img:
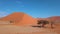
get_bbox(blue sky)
[0,0,60,18]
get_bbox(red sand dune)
[0,12,24,23]
[0,12,37,26]
[37,16,60,22]
[0,12,60,26]
[48,16,60,21]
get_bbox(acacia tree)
[37,20,55,29]
[37,20,49,27]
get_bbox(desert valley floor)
[0,24,60,34]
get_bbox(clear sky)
[0,0,60,18]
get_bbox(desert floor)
[0,24,60,34]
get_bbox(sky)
[0,0,60,18]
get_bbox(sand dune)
[0,12,60,26]
[0,12,37,26]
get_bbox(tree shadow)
[32,26,43,28]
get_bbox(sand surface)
[0,25,59,34]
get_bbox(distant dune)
[37,16,60,22]
[48,16,60,21]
